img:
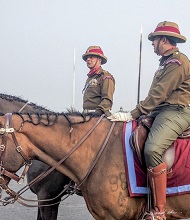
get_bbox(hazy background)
[1,0,190,113]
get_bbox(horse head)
[0,94,53,188]
[0,113,31,177]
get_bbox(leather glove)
[107,112,133,122]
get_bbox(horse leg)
[37,191,61,220]
[38,203,60,220]
[37,208,42,220]
[27,160,71,220]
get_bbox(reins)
[76,121,115,190]
[0,112,115,208]
[5,180,74,208]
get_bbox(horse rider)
[82,46,115,117]
[108,21,190,219]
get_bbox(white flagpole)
[72,47,76,111]
[137,25,142,104]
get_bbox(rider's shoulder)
[101,70,114,81]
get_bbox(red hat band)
[154,26,180,34]
[87,48,104,55]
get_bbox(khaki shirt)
[131,48,190,119]
[83,68,115,116]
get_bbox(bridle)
[0,112,116,207]
[0,113,32,202]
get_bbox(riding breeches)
[144,105,190,167]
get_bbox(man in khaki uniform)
[108,21,190,219]
[82,46,115,116]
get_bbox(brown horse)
[0,94,72,220]
[0,111,190,220]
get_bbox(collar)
[162,47,179,56]
[87,66,102,77]
[159,48,179,62]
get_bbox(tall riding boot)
[146,162,167,220]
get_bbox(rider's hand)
[107,112,133,122]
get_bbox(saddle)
[130,115,190,170]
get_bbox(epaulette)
[103,75,114,80]
[165,59,181,66]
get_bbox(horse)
[0,94,72,220]
[1,111,190,220]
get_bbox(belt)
[83,109,96,113]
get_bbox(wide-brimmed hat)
[82,46,107,64]
[148,21,186,43]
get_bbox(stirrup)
[141,211,155,220]
[141,211,166,220]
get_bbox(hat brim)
[148,32,186,43]
[82,53,107,64]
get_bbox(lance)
[72,46,76,111]
[137,26,142,104]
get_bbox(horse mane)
[0,93,28,103]
[13,109,102,127]
[0,94,103,125]
[0,93,53,112]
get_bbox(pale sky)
[1,0,190,113]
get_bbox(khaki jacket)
[131,48,190,119]
[83,68,115,116]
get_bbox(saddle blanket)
[122,120,190,197]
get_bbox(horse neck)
[0,98,47,114]
[19,115,115,184]
[0,99,22,113]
